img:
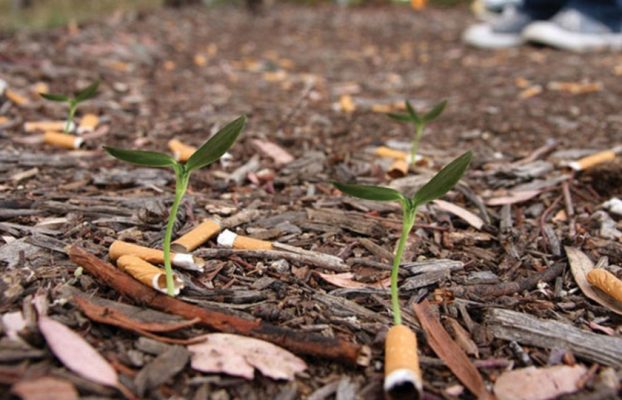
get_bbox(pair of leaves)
[40,80,100,104]
[388,99,447,125]
[334,151,472,210]
[104,115,246,173]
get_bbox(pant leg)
[521,0,567,18]
[567,0,622,31]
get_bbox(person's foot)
[463,6,535,49]
[523,8,622,52]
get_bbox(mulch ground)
[1,3,621,399]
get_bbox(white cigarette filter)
[43,131,83,150]
[25,120,75,133]
[116,255,184,295]
[77,113,99,134]
[217,229,273,250]
[172,219,221,252]
[109,240,204,272]
[168,139,197,162]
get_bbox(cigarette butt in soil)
[77,113,99,134]
[374,146,409,161]
[5,89,30,106]
[172,219,221,252]
[109,240,204,272]
[411,0,426,10]
[384,324,423,399]
[0,116,9,125]
[587,269,622,304]
[43,131,83,150]
[568,150,617,171]
[217,229,273,250]
[168,139,197,162]
[32,82,49,95]
[25,120,74,133]
[387,159,410,179]
[116,255,184,296]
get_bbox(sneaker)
[463,6,535,49]
[523,8,622,52]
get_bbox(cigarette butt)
[116,255,183,296]
[194,54,207,66]
[587,269,622,304]
[32,82,49,95]
[77,113,99,134]
[387,159,409,179]
[411,0,426,10]
[0,116,9,125]
[168,139,197,162]
[5,89,30,106]
[43,131,83,150]
[374,146,409,161]
[109,240,204,272]
[568,150,617,171]
[339,95,356,113]
[217,229,273,251]
[25,121,73,133]
[172,219,221,252]
[384,324,423,399]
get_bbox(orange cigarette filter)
[587,269,622,304]
[116,255,183,296]
[25,121,71,133]
[411,0,426,10]
[109,240,203,272]
[168,139,197,162]
[374,146,409,161]
[77,113,99,134]
[43,131,83,150]
[5,89,30,106]
[387,159,409,179]
[217,229,273,251]
[569,150,616,171]
[172,219,221,252]
[384,324,423,399]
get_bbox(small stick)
[172,219,221,252]
[116,255,184,296]
[384,324,422,399]
[562,178,574,217]
[69,245,370,366]
[167,139,196,162]
[587,269,622,304]
[43,131,83,149]
[109,240,203,272]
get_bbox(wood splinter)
[172,219,221,253]
[117,255,184,296]
[384,324,423,399]
[43,131,83,150]
[109,240,204,272]
[217,229,273,250]
[587,269,622,304]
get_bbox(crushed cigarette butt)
[217,229,273,250]
[109,240,204,272]
[43,131,83,150]
[77,113,99,134]
[587,269,622,304]
[116,255,183,295]
[172,219,221,252]
[168,139,197,162]
[387,159,409,179]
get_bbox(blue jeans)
[522,0,622,30]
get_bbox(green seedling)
[39,80,100,133]
[104,115,246,296]
[388,99,447,166]
[334,151,471,324]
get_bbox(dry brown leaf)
[251,139,294,166]
[433,199,484,230]
[413,300,493,400]
[38,317,119,387]
[189,333,307,380]
[486,190,541,206]
[444,317,479,358]
[494,365,586,400]
[317,272,390,289]
[565,246,622,315]
[12,377,78,400]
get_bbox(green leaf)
[333,182,405,203]
[422,99,447,123]
[387,112,413,123]
[74,80,100,102]
[104,146,177,168]
[185,115,246,172]
[405,100,420,121]
[40,92,68,102]
[412,151,472,207]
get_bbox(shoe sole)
[463,23,524,49]
[523,22,622,52]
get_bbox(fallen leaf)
[38,316,119,387]
[317,272,390,289]
[565,247,622,315]
[444,317,479,358]
[486,190,541,206]
[12,377,78,400]
[413,300,493,399]
[252,139,294,166]
[494,365,587,400]
[189,333,307,380]
[433,199,484,230]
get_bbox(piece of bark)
[68,246,369,366]
[486,308,622,367]
[307,208,384,236]
[134,346,190,397]
[413,300,493,399]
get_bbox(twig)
[68,246,369,366]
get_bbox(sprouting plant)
[104,115,246,296]
[39,80,100,133]
[388,99,447,166]
[333,151,471,325]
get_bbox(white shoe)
[463,6,534,49]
